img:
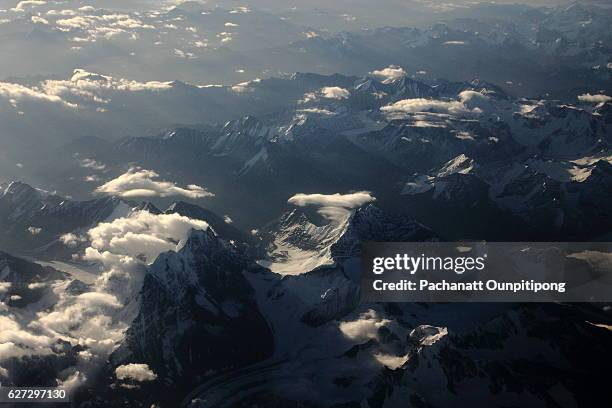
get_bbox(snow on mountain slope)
[81,70,611,240]
[0,250,66,308]
[0,181,127,254]
[4,174,610,406]
[401,149,612,239]
[258,209,349,275]
[109,228,273,400]
[177,205,612,407]
[259,202,435,276]
[0,203,219,398]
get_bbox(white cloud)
[27,226,42,235]
[231,78,261,93]
[31,15,49,24]
[288,191,375,222]
[174,49,195,59]
[55,13,153,33]
[95,168,214,199]
[578,93,611,103]
[223,215,233,224]
[13,69,174,111]
[0,282,11,294]
[31,211,207,355]
[458,91,492,111]
[46,9,77,16]
[369,66,407,83]
[0,315,53,360]
[288,191,375,210]
[0,82,76,108]
[80,210,206,306]
[57,371,87,392]
[56,16,90,29]
[216,31,232,43]
[458,90,488,103]
[380,96,481,118]
[0,342,24,361]
[35,292,123,344]
[13,1,46,12]
[65,69,172,92]
[224,22,239,27]
[85,211,208,267]
[321,87,350,100]
[373,353,409,369]
[60,233,87,248]
[443,41,466,45]
[299,86,352,105]
[230,6,251,14]
[115,364,157,382]
[297,108,336,116]
[1,209,208,383]
[299,92,317,104]
[339,309,391,342]
[79,158,106,171]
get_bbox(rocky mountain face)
[109,228,273,404]
[0,180,255,258]
[165,201,255,246]
[2,71,609,408]
[1,183,611,407]
[401,152,612,240]
[0,250,65,308]
[0,181,127,255]
[80,71,612,240]
[1,1,610,406]
[168,203,610,407]
[351,302,612,408]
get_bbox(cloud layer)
[320,87,350,99]
[369,66,407,83]
[115,363,157,382]
[95,168,214,199]
[339,309,391,342]
[0,69,174,111]
[288,191,375,222]
[381,98,469,116]
[578,93,611,103]
[1,208,209,385]
[85,211,209,270]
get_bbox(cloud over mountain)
[578,93,612,103]
[369,66,407,83]
[0,82,76,108]
[115,363,157,382]
[0,206,210,386]
[320,86,350,99]
[380,93,485,118]
[288,191,375,222]
[95,168,214,199]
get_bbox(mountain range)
[2,189,610,406]
[1,1,611,407]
